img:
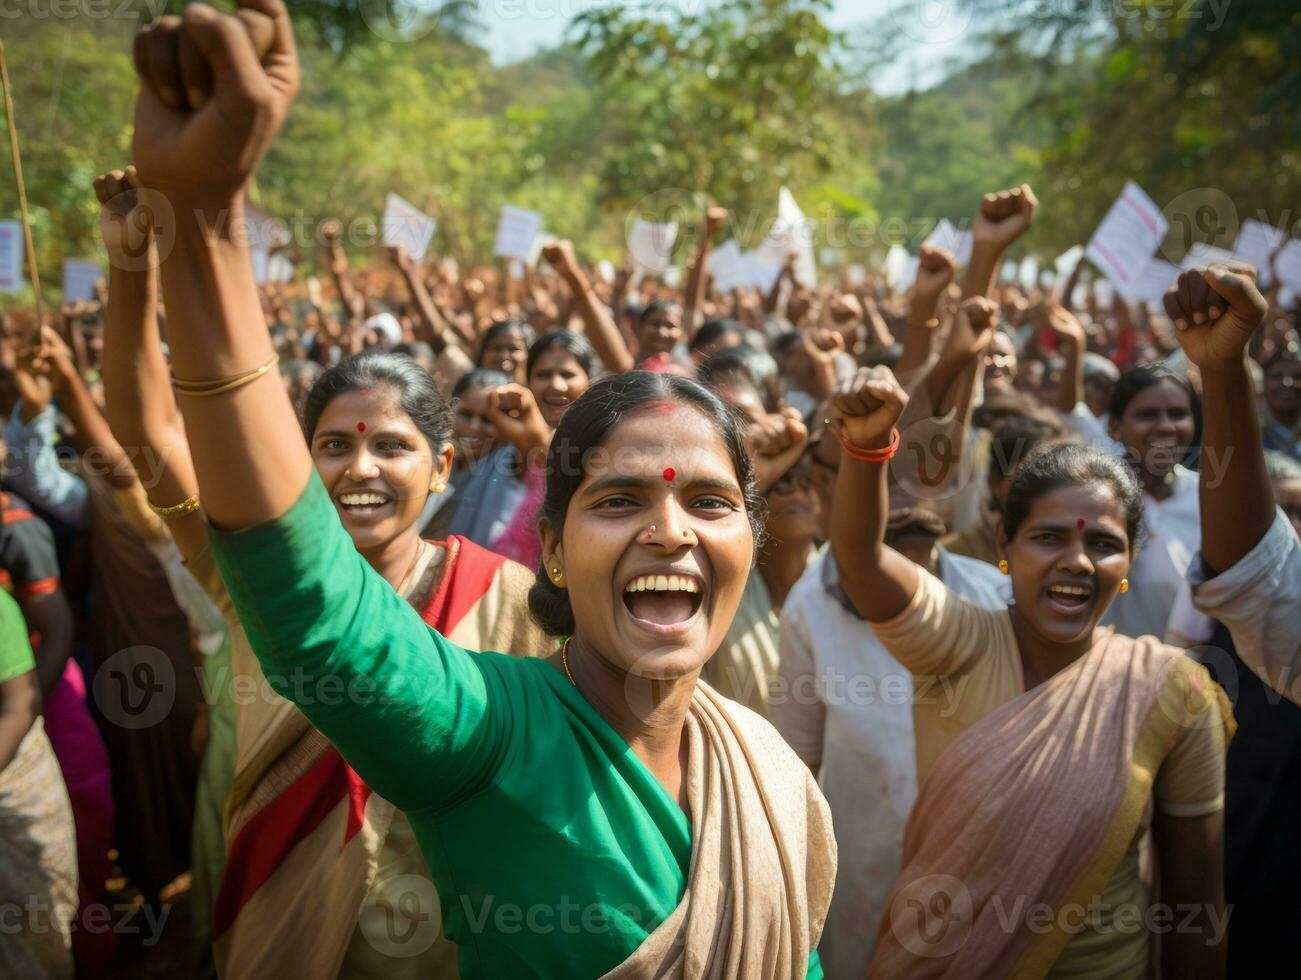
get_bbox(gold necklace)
[561,637,575,686]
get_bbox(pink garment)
[490,461,546,570]
[43,659,117,975]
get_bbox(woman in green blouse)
[128,3,835,976]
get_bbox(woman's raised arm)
[827,367,918,623]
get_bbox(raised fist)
[972,184,1038,254]
[704,207,729,238]
[1164,262,1267,371]
[131,0,299,208]
[93,166,156,266]
[802,327,846,365]
[385,244,415,275]
[913,245,958,303]
[828,365,908,451]
[828,293,862,325]
[1044,302,1086,347]
[541,239,579,278]
[747,409,809,494]
[487,384,550,457]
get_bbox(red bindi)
[359,387,370,396]
[356,422,366,433]
[1077,519,1086,530]
[663,467,676,483]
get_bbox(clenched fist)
[828,366,908,451]
[1164,262,1267,371]
[972,184,1037,254]
[131,0,299,209]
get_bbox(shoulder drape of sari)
[0,718,78,980]
[602,682,837,980]
[212,535,547,979]
[870,631,1233,980]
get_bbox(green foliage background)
[1,0,1296,305]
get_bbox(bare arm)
[684,207,727,335]
[0,672,40,773]
[1045,304,1086,415]
[131,0,310,530]
[95,167,207,559]
[1164,264,1273,572]
[1153,810,1226,980]
[22,591,74,699]
[543,240,635,374]
[896,245,957,381]
[827,367,919,622]
[386,245,472,354]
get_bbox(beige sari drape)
[871,632,1233,979]
[604,681,837,979]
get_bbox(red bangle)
[835,425,900,463]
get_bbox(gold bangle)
[907,317,940,329]
[173,354,280,397]
[149,494,201,520]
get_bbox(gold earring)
[430,481,446,494]
[550,567,563,583]
[997,559,1009,575]
[1119,578,1129,594]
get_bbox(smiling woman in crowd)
[829,365,1231,980]
[127,5,835,977]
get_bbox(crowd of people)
[2,2,1300,978]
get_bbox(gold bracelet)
[173,353,280,397]
[149,494,201,520]
[906,317,940,329]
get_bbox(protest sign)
[1129,258,1180,305]
[0,221,24,293]
[1180,242,1235,271]
[628,220,678,274]
[1084,181,1167,296]
[925,218,973,267]
[1233,219,1283,275]
[62,259,101,302]
[493,205,543,261]
[759,187,816,287]
[382,193,437,262]
[1275,240,1301,293]
[707,240,747,293]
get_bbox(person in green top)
[1,589,78,978]
[128,3,835,977]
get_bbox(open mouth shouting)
[622,570,705,636]
[1042,579,1095,618]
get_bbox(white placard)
[707,240,747,293]
[1093,278,1115,307]
[1129,258,1180,305]
[493,205,543,261]
[744,251,783,293]
[1054,244,1085,275]
[925,218,973,267]
[1275,240,1301,293]
[62,259,101,302]
[846,263,866,286]
[596,260,615,284]
[759,187,816,288]
[1084,181,1168,298]
[268,252,294,284]
[628,220,678,274]
[1233,219,1283,280]
[1180,242,1236,271]
[0,221,24,294]
[1018,256,1039,291]
[663,266,683,289]
[1000,260,1018,283]
[250,248,269,286]
[382,193,438,262]
[883,245,911,288]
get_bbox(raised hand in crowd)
[130,0,309,530]
[486,383,552,462]
[897,244,957,379]
[1044,302,1087,415]
[747,407,810,494]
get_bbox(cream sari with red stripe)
[213,536,546,979]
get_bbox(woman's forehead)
[580,408,737,483]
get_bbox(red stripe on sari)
[214,535,506,939]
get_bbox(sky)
[467,0,974,94]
